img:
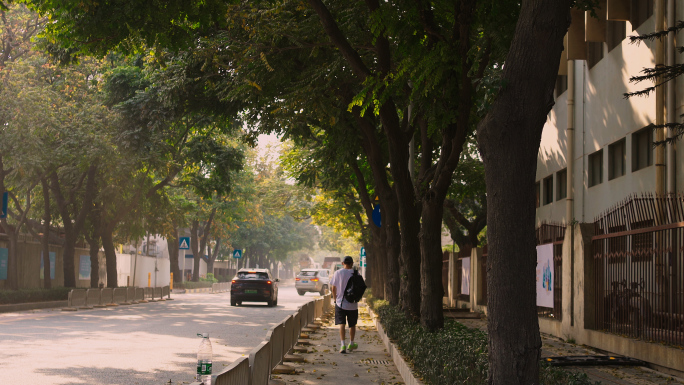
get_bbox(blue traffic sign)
[179,237,190,250]
[233,249,243,259]
[372,204,381,227]
[0,192,7,219]
[360,247,366,257]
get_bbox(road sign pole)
[181,249,186,282]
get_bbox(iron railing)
[592,194,684,346]
[536,223,565,320]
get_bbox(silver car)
[295,269,330,296]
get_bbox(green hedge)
[0,287,72,305]
[176,281,214,290]
[368,298,599,385]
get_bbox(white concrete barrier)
[248,340,271,385]
[69,289,87,309]
[212,283,219,293]
[266,322,285,368]
[85,289,101,308]
[101,288,115,306]
[214,356,250,385]
[113,288,130,305]
[127,287,138,304]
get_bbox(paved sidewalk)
[274,303,404,384]
[457,318,684,385]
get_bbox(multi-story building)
[531,0,683,375]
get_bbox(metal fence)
[536,223,565,320]
[592,194,684,346]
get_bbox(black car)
[230,268,279,306]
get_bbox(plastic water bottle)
[196,333,212,385]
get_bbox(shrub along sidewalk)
[367,297,599,385]
[0,287,72,305]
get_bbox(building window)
[535,182,540,208]
[608,139,626,180]
[555,75,568,98]
[556,169,567,201]
[630,0,653,30]
[588,150,603,187]
[606,20,626,52]
[586,42,604,69]
[543,176,553,205]
[632,127,653,172]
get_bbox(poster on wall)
[79,255,91,280]
[40,251,56,280]
[461,257,471,295]
[0,247,8,280]
[536,244,554,308]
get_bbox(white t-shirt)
[330,268,359,311]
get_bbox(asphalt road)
[0,284,316,384]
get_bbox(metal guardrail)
[248,340,271,385]
[266,322,285,368]
[214,356,250,385]
[65,287,172,311]
[188,299,336,385]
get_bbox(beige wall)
[536,15,680,225]
[0,235,105,289]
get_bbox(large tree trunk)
[476,1,570,383]
[419,200,446,330]
[191,220,201,281]
[41,178,52,289]
[51,166,97,288]
[101,226,118,288]
[6,235,19,290]
[88,237,100,288]
[370,225,386,299]
[382,197,401,305]
[168,226,181,283]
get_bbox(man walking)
[330,256,359,353]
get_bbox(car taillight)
[267,281,272,284]
[231,280,236,283]
[295,278,300,281]
[311,278,319,282]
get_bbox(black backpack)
[343,269,367,303]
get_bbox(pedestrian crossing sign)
[179,237,190,250]
[233,249,243,259]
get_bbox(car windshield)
[237,272,269,279]
[299,271,318,277]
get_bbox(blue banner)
[40,251,56,280]
[0,248,8,280]
[0,192,7,219]
[79,255,91,280]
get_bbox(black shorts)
[335,305,358,327]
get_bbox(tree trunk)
[476,1,570,383]
[370,225,386,299]
[191,219,201,281]
[382,197,401,305]
[41,178,52,289]
[62,233,77,287]
[419,199,446,330]
[397,199,421,319]
[169,226,181,283]
[7,235,19,290]
[88,237,100,288]
[101,226,118,288]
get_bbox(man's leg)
[347,310,359,351]
[335,305,348,353]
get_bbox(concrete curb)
[0,300,69,313]
[368,306,425,385]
